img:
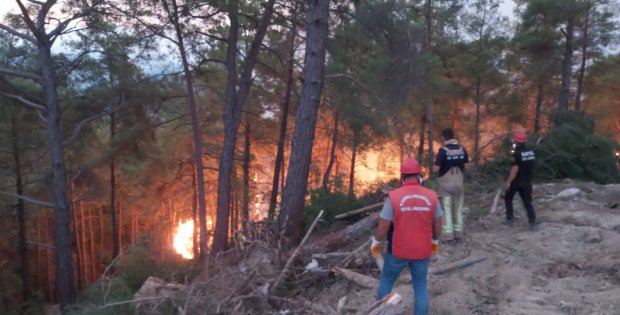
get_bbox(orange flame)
[173,220,194,259]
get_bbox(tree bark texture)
[279,0,330,242]
[425,0,435,164]
[12,115,31,300]
[110,112,120,259]
[302,213,378,255]
[574,10,589,112]
[268,24,297,224]
[164,0,209,261]
[535,83,544,133]
[41,44,75,308]
[322,110,340,191]
[349,130,359,196]
[474,76,481,164]
[213,0,277,253]
[192,165,199,257]
[559,17,574,114]
[417,114,426,160]
[242,118,251,227]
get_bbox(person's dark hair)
[441,128,454,140]
[401,173,419,181]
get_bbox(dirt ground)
[310,180,620,315]
[130,180,620,315]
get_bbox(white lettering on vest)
[520,151,535,161]
[399,194,432,212]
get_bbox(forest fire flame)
[173,220,194,259]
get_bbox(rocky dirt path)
[319,182,620,315]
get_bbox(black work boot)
[529,222,539,231]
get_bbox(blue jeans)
[376,252,429,315]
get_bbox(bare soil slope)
[316,181,620,315]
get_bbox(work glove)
[370,237,382,257]
[431,239,439,256]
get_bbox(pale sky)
[0,0,520,27]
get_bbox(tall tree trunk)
[322,110,340,191]
[36,219,43,294]
[417,114,426,160]
[242,118,251,228]
[12,115,31,301]
[98,206,104,267]
[88,207,96,283]
[535,83,544,134]
[40,42,75,308]
[474,76,481,165]
[118,200,123,250]
[110,112,119,259]
[79,201,88,286]
[44,211,54,303]
[213,0,277,253]
[70,190,82,291]
[559,17,574,114]
[424,0,435,166]
[279,0,330,242]
[574,10,589,112]
[192,165,199,257]
[268,23,297,224]
[162,0,209,261]
[348,133,359,196]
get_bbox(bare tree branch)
[62,111,107,146]
[0,23,37,44]
[15,0,41,39]
[0,66,42,82]
[0,189,54,208]
[0,91,46,111]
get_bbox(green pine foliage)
[304,188,362,230]
[537,112,619,184]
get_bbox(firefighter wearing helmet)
[503,131,538,230]
[370,157,443,315]
[432,128,471,244]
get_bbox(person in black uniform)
[503,131,538,230]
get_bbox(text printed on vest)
[398,194,432,212]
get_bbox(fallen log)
[302,213,378,255]
[429,256,487,275]
[364,292,403,315]
[368,300,409,315]
[312,252,351,259]
[333,267,379,289]
[335,202,384,219]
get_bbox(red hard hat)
[400,157,421,175]
[513,132,527,143]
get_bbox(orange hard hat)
[513,132,527,143]
[400,157,421,175]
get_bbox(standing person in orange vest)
[432,128,470,243]
[371,158,443,315]
[504,131,538,230]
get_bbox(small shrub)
[538,112,619,184]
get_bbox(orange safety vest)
[388,181,438,260]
